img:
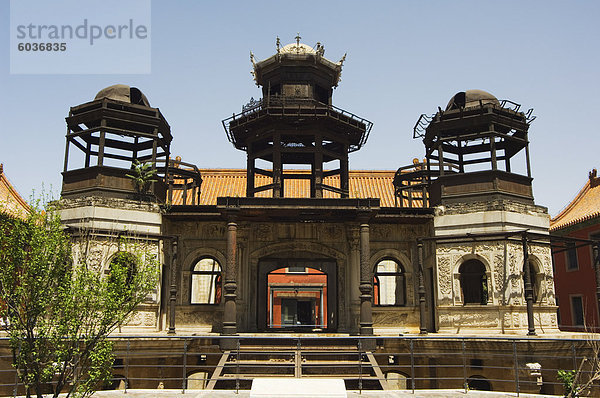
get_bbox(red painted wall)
[267,268,327,328]
[553,223,599,331]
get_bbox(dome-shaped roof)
[94,84,150,107]
[280,42,316,55]
[445,89,500,111]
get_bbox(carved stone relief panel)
[320,224,344,243]
[254,224,273,241]
[126,309,158,328]
[405,273,415,306]
[176,309,222,327]
[371,225,393,241]
[202,223,226,240]
[452,274,462,305]
[373,311,408,325]
[337,260,346,330]
[438,311,499,328]
[180,271,190,305]
[493,252,505,303]
[437,255,452,298]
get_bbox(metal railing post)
[513,341,519,396]
[13,363,18,398]
[236,338,240,394]
[410,339,415,394]
[462,340,467,393]
[125,339,130,393]
[358,338,363,393]
[182,339,188,393]
[571,342,577,371]
[296,338,302,378]
[12,340,20,398]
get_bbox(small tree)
[557,331,600,397]
[126,160,158,198]
[0,203,159,398]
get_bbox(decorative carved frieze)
[373,311,408,325]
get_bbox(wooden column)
[417,239,427,334]
[247,148,255,197]
[222,211,239,337]
[167,175,174,205]
[490,126,497,171]
[85,142,91,168]
[132,137,139,162]
[314,135,324,198]
[505,135,512,172]
[457,140,464,173]
[340,146,349,198]
[437,142,444,176]
[63,130,70,173]
[97,119,106,166]
[522,233,536,336]
[150,129,158,194]
[151,129,158,166]
[525,132,532,178]
[167,238,178,334]
[273,134,282,198]
[358,212,373,336]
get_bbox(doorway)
[281,298,315,326]
[257,259,337,332]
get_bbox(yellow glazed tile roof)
[0,163,29,218]
[550,170,600,231]
[172,169,407,207]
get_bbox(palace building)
[41,37,573,393]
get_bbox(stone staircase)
[206,339,387,390]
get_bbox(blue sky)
[1,0,599,216]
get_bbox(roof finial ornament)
[250,51,256,67]
[315,42,324,56]
[295,32,301,46]
[339,52,347,66]
[276,36,281,53]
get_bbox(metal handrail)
[154,158,203,206]
[222,96,373,152]
[1,335,598,395]
[413,99,536,139]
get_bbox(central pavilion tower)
[223,35,372,198]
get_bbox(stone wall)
[165,218,429,334]
[433,199,558,334]
[59,196,164,332]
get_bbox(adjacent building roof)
[173,169,398,207]
[0,163,29,218]
[550,169,600,231]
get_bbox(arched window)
[373,259,405,306]
[190,257,222,304]
[459,259,487,305]
[108,252,137,285]
[524,261,540,303]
